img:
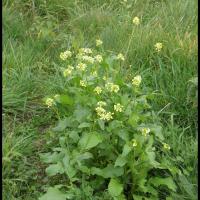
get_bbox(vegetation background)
[2,0,197,199]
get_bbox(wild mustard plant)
[41,39,179,200]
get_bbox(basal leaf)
[108,178,123,197]
[39,187,67,200]
[79,132,103,150]
[46,163,64,176]
[52,118,72,132]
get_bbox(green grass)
[3,0,197,199]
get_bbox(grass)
[2,0,197,199]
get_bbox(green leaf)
[79,132,103,150]
[74,106,91,123]
[150,124,164,140]
[40,152,61,164]
[78,122,91,129]
[108,178,123,197]
[60,94,73,105]
[39,187,67,200]
[128,113,140,127]
[149,177,177,192]
[91,164,124,178]
[122,144,132,156]
[52,118,71,132]
[97,119,105,130]
[115,155,127,167]
[117,130,129,142]
[46,163,64,176]
[62,156,77,179]
[179,175,196,200]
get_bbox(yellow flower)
[102,112,114,121]
[60,50,72,60]
[91,71,98,77]
[77,63,86,71]
[154,42,163,52]
[94,86,102,94]
[54,94,60,100]
[80,80,87,87]
[95,106,106,115]
[163,143,171,150]
[97,101,107,107]
[132,17,140,25]
[95,55,103,63]
[141,128,150,137]
[132,139,137,147]
[96,39,103,46]
[103,76,107,81]
[63,65,74,77]
[79,48,92,54]
[132,75,142,87]
[117,53,125,61]
[114,103,123,112]
[82,55,95,63]
[105,82,120,93]
[45,98,54,107]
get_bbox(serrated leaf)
[115,155,127,167]
[108,178,123,197]
[149,177,177,192]
[128,113,140,127]
[52,118,71,132]
[79,132,103,150]
[39,187,67,200]
[46,163,64,176]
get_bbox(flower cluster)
[132,139,138,147]
[141,128,150,137]
[105,82,120,93]
[80,80,87,87]
[114,103,123,112]
[117,53,125,61]
[95,102,113,121]
[63,65,74,77]
[154,42,163,52]
[132,75,142,87]
[94,86,102,95]
[163,142,170,150]
[45,98,54,107]
[77,63,86,71]
[133,17,140,25]
[60,50,72,60]
[96,39,103,46]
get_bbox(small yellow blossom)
[95,55,103,63]
[105,82,120,93]
[94,86,102,95]
[96,39,103,46]
[45,98,54,107]
[163,143,171,150]
[77,63,86,71]
[79,48,92,54]
[54,94,60,100]
[103,76,107,81]
[132,139,137,147]
[80,80,87,87]
[114,103,123,112]
[132,17,140,25]
[97,101,107,107]
[95,106,106,115]
[117,53,125,61]
[132,75,142,87]
[63,65,74,77]
[100,112,113,121]
[141,128,150,137]
[82,55,95,63]
[154,42,163,52]
[60,50,72,60]
[91,71,98,77]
